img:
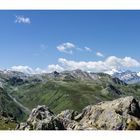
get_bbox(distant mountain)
[113,70,140,84]
[1,68,140,85]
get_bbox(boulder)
[71,96,140,130]
[18,105,65,130]
[56,109,79,129]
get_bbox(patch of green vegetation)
[0,118,17,130]
[9,78,125,115]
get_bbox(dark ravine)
[7,93,30,114]
[0,87,27,122]
[17,96,140,130]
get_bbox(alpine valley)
[0,69,140,130]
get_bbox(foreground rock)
[17,105,65,130]
[17,96,140,130]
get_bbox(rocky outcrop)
[71,96,140,130]
[17,105,65,130]
[17,96,140,130]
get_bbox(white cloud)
[58,58,107,72]
[137,72,140,77]
[9,56,140,74]
[10,65,64,74]
[105,56,140,69]
[34,67,47,74]
[47,56,140,73]
[96,52,104,57]
[57,42,75,54]
[11,66,34,74]
[47,64,64,72]
[76,47,83,51]
[84,47,92,52]
[10,65,47,74]
[57,42,88,54]
[15,15,31,24]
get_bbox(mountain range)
[0,69,140,129]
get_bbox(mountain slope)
[1,69,140,126]
[8,70,130,115]
[0,86,28,121]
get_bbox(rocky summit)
[17,96,140,130]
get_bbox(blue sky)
[1,10,140,73]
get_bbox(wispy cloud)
[15,15,31,24]
[76,47,83,51]
[57,43,93,54]
[40,44,47,50]
[57,42,75,54]
[96,52,104,57]
[84,47,92,52]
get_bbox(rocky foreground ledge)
[17,96,140,130]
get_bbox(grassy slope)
[0,87,27,121]
[0,117,17,130]
[10,78,127,114]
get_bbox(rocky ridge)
[17,96,140,130]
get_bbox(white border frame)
[0,0,140,9]
[0,0,140,140]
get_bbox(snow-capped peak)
[137,72,140,77]
[105,68,124,76]
[113,70,140,84]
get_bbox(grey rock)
[71,96,140,130]
[18,96,140,130]
[18,105,65,130]
[57,109,79,120]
